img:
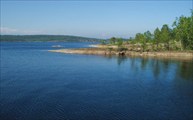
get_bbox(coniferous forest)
[101,11,193,51]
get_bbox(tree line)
[101,11,193,51]
[0,35,99,42]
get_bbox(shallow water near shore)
[1,42,193,120]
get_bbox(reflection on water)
[106,56,193,81]
[1,42,193,120]
[177,61,193,81]
[117,56,128,66]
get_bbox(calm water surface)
[1,42,193,120]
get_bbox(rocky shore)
[48,45,193,60]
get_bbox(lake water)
[1,42,193,120]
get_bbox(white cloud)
[0,27,44,35]
[0,27,18,34]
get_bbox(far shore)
[48,44,193,60]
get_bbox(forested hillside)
[0,35,99,42]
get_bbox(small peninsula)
[49,13,193,60]
[48,44,193,60]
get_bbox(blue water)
[1,42,193,120]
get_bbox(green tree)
[154,28,161,51]
[144,31,152,51]
[109,37,116,45]
[160,24,171,50]
[144,30,152,41]
[135,33,144,42]
[173,11,193,50]
[128,37,133,41]
[117,38,123,47]
[127,37,133,44]
[135,33,146,52]
[100,40,106,45]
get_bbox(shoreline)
[48,45,193,60]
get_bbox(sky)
[0,0,192,39]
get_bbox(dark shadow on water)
[117,56,127,66]
[103,55,193,81]
[102,55,128,66]
[152,59,161,79]
[141,57,149,70]
[176,61,193,81]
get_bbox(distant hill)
[0,35,99,42]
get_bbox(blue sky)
[1,0,192,38]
